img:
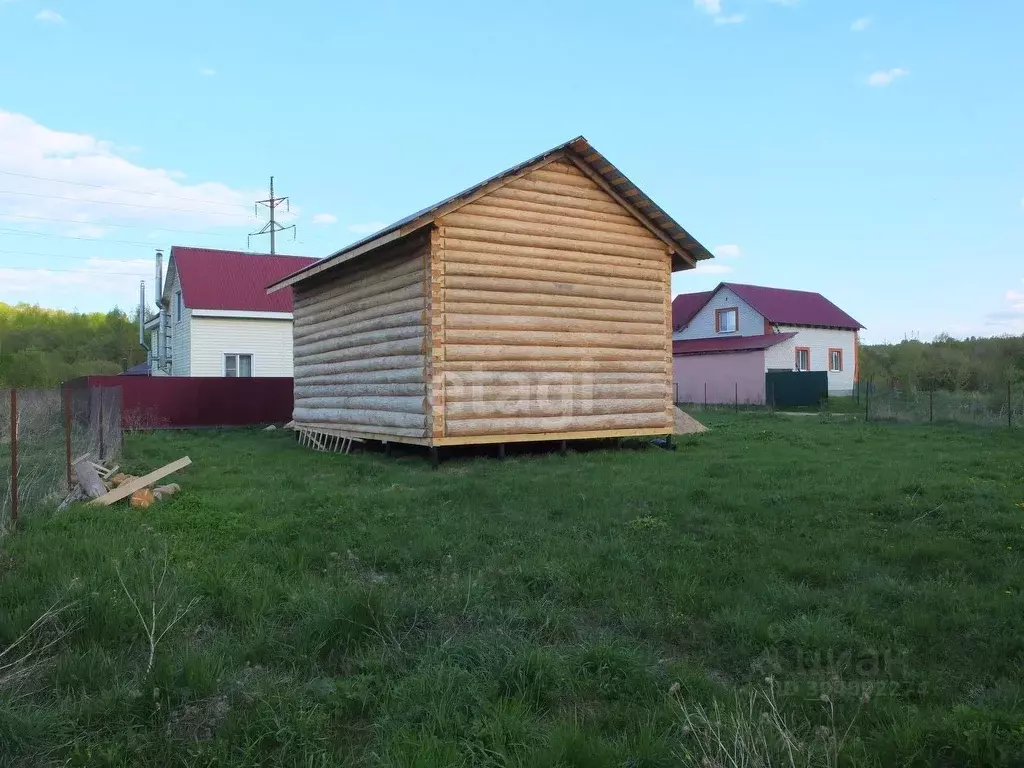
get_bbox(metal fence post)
[735,382,738,413]
[64,386,73,491]
[929,389,934,423]
[98,389,105,462]
[9,389,17,524]
[865,379,871,422]
[1009,381,1013,429]
[704,382,707,407]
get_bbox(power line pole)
[248,176,295,254]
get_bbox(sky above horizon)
[0,0,1021,344]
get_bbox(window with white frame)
[715,307,738,334]
[795,347,810,371]
[224,354,253,377]
[175,290,183,323]
[829,348,843,372]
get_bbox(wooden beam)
[563,153,695,267]
[90,457,192,507]
[431,426,670,447]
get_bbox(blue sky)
[0,0,1021,343]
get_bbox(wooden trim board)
[432,426,670,447]
[89,457,192,507]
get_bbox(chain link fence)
[861,380,1023,428]
[1,386,122,534]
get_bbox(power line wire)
[0,264,150,277]
[0,247,152,262]
[0,212,247,237]
[0,227,160,248]
[0,169,254,209]
[0,189,258,218]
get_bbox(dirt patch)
[166,694,230,742]
[674,408,708,435]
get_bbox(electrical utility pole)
[248,176,295,254]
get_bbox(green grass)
[2,414,1023,766]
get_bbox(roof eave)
[268,136,714,292]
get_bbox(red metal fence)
[65,376,294,429]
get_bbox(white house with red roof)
[149,247,318,377]
[671,282,863,403]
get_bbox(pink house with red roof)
[672,282,863,404]
[149,247,318,377]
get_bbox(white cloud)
[712,244,742,259]
[867,68,909,87]
[35,9,64,23]
[0,259,153,310]
[311,213,337,225]
[199,67,216,77]
[66,224,106,239]
[694,0,745,23]
[0,110,260,232]
[851,16,872,32]
[984,280,1024,333]
[347,221,385,234]
[694,262,734,275]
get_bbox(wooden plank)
[443,274,659,306]
[90,457,192,507]
[432,426,669,447]
[441,226,665,263]
[443,247,666,283]
[442,236,663,270]
[440,215,667,256]
[563,154,695,267]
[444,312,664,336]
[443,300,665,326]
[443,329,667,351]
[444,344,666,363]
[441,259,658,293]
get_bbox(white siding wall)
[168,271,190,376]
[763,326,857,395]
[189,317,295,377]
[673,286,765,340]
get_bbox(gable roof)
[671,290,713,330]
[673,282,863,331]
[268,136,714,293]
[168,247,318,313]
[673,332,796,356]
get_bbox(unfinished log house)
[267,137,713,451]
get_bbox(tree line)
[861,333,1024,393]
[0,302,147,388]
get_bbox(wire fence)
[861,380,1023,428]
[1,386,122,534]
[671,378,1023,429]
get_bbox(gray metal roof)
[268,136,713,292]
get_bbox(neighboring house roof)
[673,282,863,331]
[168,247,318,313]
[268,136,714,292]
[671,290,713,330]
[121,362,151,376]
[673,332,797,356]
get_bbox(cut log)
[73,459,108,500]
[90,457,192,507]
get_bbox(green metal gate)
[765,371,828,408]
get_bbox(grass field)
[1,414,1023,766]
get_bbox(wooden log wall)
[433,158,675,441]
[291,233,431,439]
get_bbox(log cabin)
[267,136,714,453]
